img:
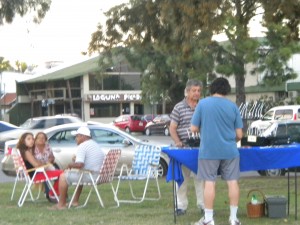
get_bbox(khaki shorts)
[65,170,98,185]
[197,157,240,181]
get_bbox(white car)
[0,115,82,151]
[249,105,300,135]
[2,122,170,177]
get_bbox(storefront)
[84,92,146,123]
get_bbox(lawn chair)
[68,149,121,208]
[11,149,61,207]
[115,144,161,203]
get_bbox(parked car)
[144,114,171,136]
[241,120,300,176]
[112,114,147,133]
[249,105,300,134]
[1,122,170,177]
[0,115,82,151]
[0,121,19,133]
[142,114,156,123]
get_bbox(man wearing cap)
[50,126,105,210]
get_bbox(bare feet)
[48,204,66,210]
[66,202,79,207]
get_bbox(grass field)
[0,175,298,225]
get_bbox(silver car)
[0,115,82,151]
[2,122,170,177]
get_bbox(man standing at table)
[169,79,204,216]
[191,77,243,225]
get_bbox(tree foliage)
[88,0,300,107]
[0,57,12,72]
[0,0,51,25]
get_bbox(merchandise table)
[162,144,300,223]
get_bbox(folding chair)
[115,144,161,203]
[68,149,121,209]
[11,149,61,207]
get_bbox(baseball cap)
[71,126,91,137]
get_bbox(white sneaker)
[194,217,215,225]
[229,218,241,225]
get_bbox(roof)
[231,84,286,93]
[268,105,300,110]
[0,93,16,106]
[19,56,101,83]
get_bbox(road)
[0,152,15,183]
[0,134,258,183]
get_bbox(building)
[9,56,153,125]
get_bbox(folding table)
[162,144,300,223]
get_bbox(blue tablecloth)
[162,144,300,186]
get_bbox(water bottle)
[251,194,258,205]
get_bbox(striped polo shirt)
[170,98,195,141]
[75,139,105,172]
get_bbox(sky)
[0,0,267,67]
[0,0,128,66]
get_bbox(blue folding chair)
[115,145,161,203]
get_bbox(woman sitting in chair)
[17,132,61,203]
[34,132,59,202]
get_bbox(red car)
[113,114,147,133]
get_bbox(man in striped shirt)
[169,79,204,216]
[50,126,105,210]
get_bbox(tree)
[88,0,300,107]
[0,0,51,25]
[15,60,28,73]
[0,57,12,72]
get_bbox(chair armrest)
[69,168,95,174]
[26,163,53,173]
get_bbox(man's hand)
[175,141,183,147]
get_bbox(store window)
[90,103,120,117]
[89,74,141,91]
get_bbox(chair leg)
[18,181,34,207]
[68,182,82,209]
[11,177,19,201]
[118,177,161,203]
[110,183,119,208]
[90,185,105,208]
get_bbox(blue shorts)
[196,157,240,181]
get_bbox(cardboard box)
[265,195,287,218]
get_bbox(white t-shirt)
[75,139,105,172]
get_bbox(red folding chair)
[11,149,62,207]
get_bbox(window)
[262,110,274,121]
[89,74,141,91]
[92,129,127,146]
[275,125,286,137]
[274,110,293,120]
[48,130,76,144]
[90,103,120,118]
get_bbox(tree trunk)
[235,74,246,107]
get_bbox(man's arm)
[169,121,183,147]
[67,162,84,170]
[236,128,243,142]
[190,125,199,133]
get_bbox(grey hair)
[184,79,203,96]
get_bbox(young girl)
[17,132,43,178]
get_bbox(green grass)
[0,176,298,225]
